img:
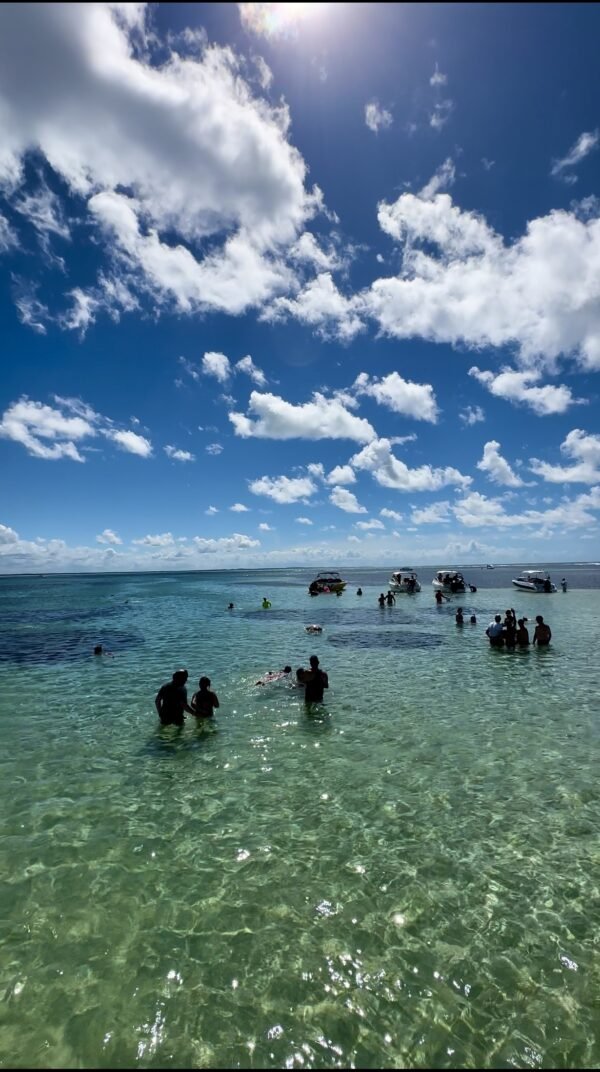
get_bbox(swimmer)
[435,590,446,605]
[93,644,114,657]
[305,624,323,633]
[191,676,220,720]
[303,655,329,705]
[356,587,363,596]
[227,602,234,610]
[155,669,194,727]
[262,597,271,609]
[533,615,552,646]
[455,607,464,626]
[378,592,386,607]
[470,614,477,625]
[255,666,292,686]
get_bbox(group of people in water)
[484,609,552,647]
[154,654,329,728]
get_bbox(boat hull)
[512,580,557,593]
[389,581,421,593]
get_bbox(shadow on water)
[0,604,125,626]
[327,630,444,651]
[241,607,416,627]
[0,628,145,665]
[140,721,220,759]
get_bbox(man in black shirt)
[303,655,329,705]
[155,669,194,727]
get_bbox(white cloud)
[530,429,600,484]
[469,366,582,416]
[551,130,599,177]
[265,272,364,341]
[230,390,375,442]
[258,522,274,531]
[347,535,361,543]
[351,438,471,492]
[0,524,19,545]
[230,502,250,512]
[411,501,451,524]
[326,464,356,485]
[355,519,385,530]
[430,100,454,131]
[206,443,224,455]
[133,533,176,547]
[0,213,18,252]
[96,528,122,545]
[477,440,524,487]
[205,506,219,515]
[235,354,267,386]
[453,487,600,530]
[430,65,447,87]
[165,445,195,462]
[193,532,260,552]
[362,192,600,371]
[380,508,403,521]
[59,288,100,335]
[202,352,231,383]
[354,371,439,423]
[0,4,319,322]
[419,157,455,200]
[291,232,342,272]
[295,516,313,525]
[107,429,153,458]
[249,474,317,504]
[365,100,393,133]
[15,181,70,247]
[460,404,485,426]
[329,486,367,514]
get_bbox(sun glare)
[241,2,331,39]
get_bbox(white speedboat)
[388,569,421,593]
[308,571,347,595]
[512,570,557,593]
[432,569,469,594]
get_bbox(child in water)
[191,677,220,720]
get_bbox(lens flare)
[240,2,330,39]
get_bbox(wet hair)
[309,655,319,667]
[173,669,188,685]
[495,615,501,622]
[199,676,210,688]
[94,645,103,655]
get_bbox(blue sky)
[1,1,600,573]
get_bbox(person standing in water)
[155,669,194,727]
[561,578,567,592]
[435,590,446,605]
[378,592,386,607]
[262,597,271,609]
[303,655,329,705]
[533,615,552,646]
[386,590,395,606]
[191,676,220,720]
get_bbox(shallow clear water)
[0,568,599,1069]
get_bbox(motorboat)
[512,570,557,593]
[308,571,347,595]
[388,569,421,593]
[486,564,495,569]
[432,570,472,594]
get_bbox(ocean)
[0,565,599,1068]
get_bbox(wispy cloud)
[551,130,599,177]
[365,100,393,133]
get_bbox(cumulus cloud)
[355,519,385,530]
[362,192,600,371]
[165,445,195,462]
[96,528,122,545]
[329,486,367,514]
[249,474,317,503]
[469,366,582,416]
[193,532,260,552]
[229,390,375,442]
[202,352,231,383]
[430,100,454,131]
[460,405,485,426]
[258,522,274,531]
[365,100,393,133]
[206,443,223,455]
[380,508,403,521]
[411,501,451,524]
[477,440,524,487]
[0,4,319,324]
[295,516,313,525]
[351,438,471,492]
[230,502,250,512]
[551,130,599,177]
[326,464,356,485]
[235,354,267,386]
[265,272,364,341]
[354,371,439,422]
[530,429,600,484]
[430,65,448,87]
[0,394,153,462]
[419,157,456,200]
[133,533,176,547]
[453,487,600,530]
[205,506,219,515]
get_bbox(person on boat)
[516,618,530,646]
[435,590,445,605]
[378,592,386,607]
[561,578,567,592]
[486,615,504,647]
[386,590,395,606]
[455,607,464,626]
[356,587,363,596]
[302,655,329,705]
[155,669,194,727]
[533,615,552,646]
[262,597,271,609]
[191,676,220,720]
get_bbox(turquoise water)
[0,568,599,1069]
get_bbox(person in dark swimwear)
[455,607,464,626]
[378,592,386,607]
[303,655,329,705]
[356,587,363,596]
[386,591,395,606]
[435,590,445,605]
[503,611,517,648]
[191,676,220,720]
[155,669,194,726]
[533,615,552,646]
[516,618,530,646]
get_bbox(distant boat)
[308,571,347,595]
[486,564,494,569]
[512,570,557,593]
[388,569,421,593]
